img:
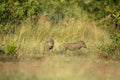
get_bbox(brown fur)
[63,41,86,53]
[43,38,54,54]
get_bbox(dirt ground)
[0,55,120,80]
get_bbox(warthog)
[63,41,87,53]
[43,38,54,54]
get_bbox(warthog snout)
[43,38,54,54]
[63,41,87,52]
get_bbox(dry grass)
[0,18,110,55]
[0,17,116,80]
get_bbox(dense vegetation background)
[0,0,120,60]
[0,0,120,80]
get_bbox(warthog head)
[79,41,87,48]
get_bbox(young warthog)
[63,41,87,53]
[43,38,54,54]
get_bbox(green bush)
[6,41,16,55]
[0,0,40,26]
[0,0,83,26]
[98,31,120,60]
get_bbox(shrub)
[98,31,120,60]
[6,41,16,55]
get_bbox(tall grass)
[0,17,111,59]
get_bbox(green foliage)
[40,0,82,25]
[0,0,84,26]
[0,0,120,57]
[80,0,120,60]
[79,0,120,32]
[78,0,120,19]
[98,31,120,60]
[6,41,16,55]
[0,0,40,26]
[0,0,119,27]
[110,31,120,45]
